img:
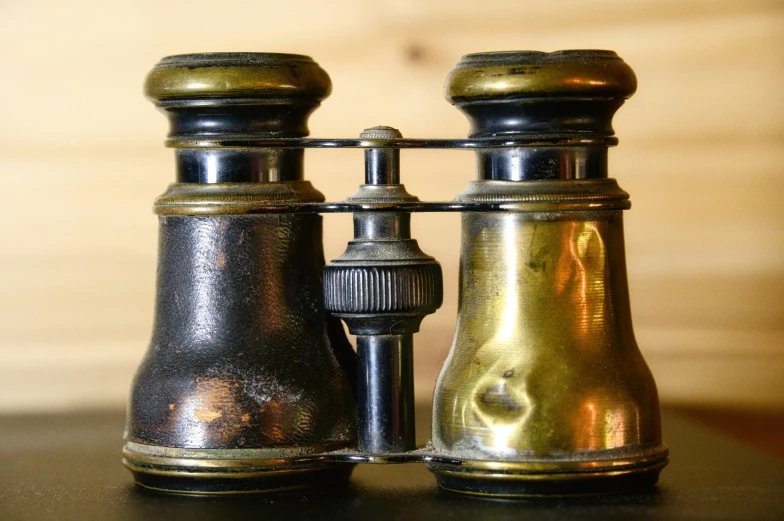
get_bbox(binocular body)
[124,51,667,497]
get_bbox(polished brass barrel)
[429,50,667,497]
[124,53,357,495]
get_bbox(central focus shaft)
[324,126,443,454]
[356,334,415,452]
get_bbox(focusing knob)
[324,127,443,336]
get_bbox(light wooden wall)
[1,0,782,412]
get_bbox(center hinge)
[324,126,444,454]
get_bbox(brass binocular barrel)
[124,50,666,498]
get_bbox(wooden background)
[0,0,782,412]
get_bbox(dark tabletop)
[1,408,783,521]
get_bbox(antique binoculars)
[123,50,667,497]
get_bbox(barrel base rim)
[427,453,668,498]
[123,442,355,495]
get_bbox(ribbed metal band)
[154,181,325,215]
[324,263,442,314]
[454,178,631,211]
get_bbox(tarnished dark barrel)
[123,53,357,495]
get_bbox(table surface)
[1,408,783,521]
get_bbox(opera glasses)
[124,50,667,497]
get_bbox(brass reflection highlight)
[430,50,665,497]
[430,200,666,495]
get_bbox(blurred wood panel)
[0,0,782,411]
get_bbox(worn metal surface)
[127,213,356,449]
[444,50,637,138]
[128,48,664,497]
[125,52,357,494]
[427,50,665,496]
[431,204,666,495]
[144,53,331,104]
[153,180,326,215]
[124,211,358,492]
